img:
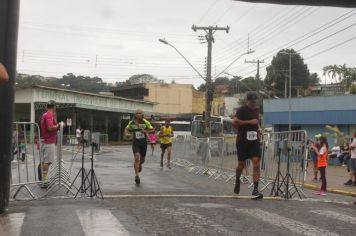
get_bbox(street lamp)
[225,72,279,99]
[258,90,280,99]
[214,49,255,79]
[280,51,298,131]
[224,72,253,92]
[158,38,205,81]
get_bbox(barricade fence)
[10,122,74,200]
[10,122,42,199]
[62,133,109,147]
[171,130,308,198]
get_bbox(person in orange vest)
[311,135,329,196]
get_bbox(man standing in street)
[76,126,82,149]
[40,100,64,187]
[159,119,174,169]
[125,109,154,185]
[233,92,263,198]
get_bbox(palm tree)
[323,64,356,87]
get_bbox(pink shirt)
[148,133,157,143]
[41,111,57,144]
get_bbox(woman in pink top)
[148,130,157,156]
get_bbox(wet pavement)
[2,144,356,235]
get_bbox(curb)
[304,183,356,197]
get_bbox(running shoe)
[320,191,327,196]
[135,176,140,184]
[167,163,171,169]
[344,180,353,186]
[234,178,240,194]
[251,189,263,199]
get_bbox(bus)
[191,115,235,138]
[151,120,192,141]
[191,115,237,155]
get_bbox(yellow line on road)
[103,194,282,200]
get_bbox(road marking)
[161,207,236,235]
[104,194,281,200]
[237,208,339,236]
[311,210,356,225]
[76,209,130,236]
[0,213,25,236]
[291,198,354,205]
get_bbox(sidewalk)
[304,163,356,196]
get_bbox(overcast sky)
[18,0,356,88]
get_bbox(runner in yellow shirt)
[159,120,174,169]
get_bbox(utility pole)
[0,0,20,213]
[192,25,229,137]
[245,59,264,91]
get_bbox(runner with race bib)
[233,92,263,199]
[125,109,154,185]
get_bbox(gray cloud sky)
[18,0,356,87]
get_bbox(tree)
[323,64,356,86]
[16,73,111,93]
[264,49,315,97]
[198,83,207,91]
[126,74,162,85]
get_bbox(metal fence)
[42,125,74,198]
[61,133,109,146]
[10,122,75,200]
[171,130,308,198]
[10,122,42,199]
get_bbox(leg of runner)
[133,153,141,184]
[166,145,172,169]
[151,143,154,156]
[234,161,246,194]
[139,144,147,173]
[251,156,262,197]
[160,145,165,168]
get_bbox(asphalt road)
[2,145,356,236]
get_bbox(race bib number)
[246,131,258,141]
[135,131,145,139]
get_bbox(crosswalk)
[1,205,356,235]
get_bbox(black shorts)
[132,141,147,159]
[160,143,172,151]
[236,141,261,162]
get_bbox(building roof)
[263,95,356,125]
[110,83,145,92]
[18,85,155,105]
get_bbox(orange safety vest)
[317,146,328,168]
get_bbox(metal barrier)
[10,122,42,199]
[171,130,308,198]
[62,133,109,146]
[42,124,74,198]
[262,130,308,198]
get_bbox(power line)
[305,35,356,60]
[214,6,303,61]
[215,6,317,64]
[228,10,356,75]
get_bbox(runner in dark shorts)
[233,92,263,198]
[159,120,174,169]
[125,109,154,185]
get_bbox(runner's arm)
[232,116,258,126]
[158,126,164,137]
[46,118,60,131]
[170,129,174,137]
